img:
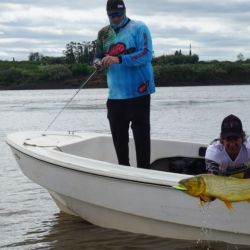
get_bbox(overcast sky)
[0,0,250,61]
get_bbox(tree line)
[0,40,250,89]
[29,41,96,65]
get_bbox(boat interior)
[150,155,206,175]
[59,135,207,176]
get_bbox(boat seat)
[150,156,206,175]
[199,146,207,157]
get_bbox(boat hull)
[9,142,250,246]
[49,191,250,245]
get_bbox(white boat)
[6,131,250,246]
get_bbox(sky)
[0,0,250,61]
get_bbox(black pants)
[107,95,151,169]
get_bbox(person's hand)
[101,56,119,68]
[93,58,103,71]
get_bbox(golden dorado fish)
[179,174,250,209]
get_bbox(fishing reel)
[93,59,103,71]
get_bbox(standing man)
[94,0,155,169]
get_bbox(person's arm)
[93,31,106,70]
[225,163,250,176]
[205,141,223,175]
[121,24,153,67]
[94,30,105,60]
[205,159,220,175]
[206,158,250,176]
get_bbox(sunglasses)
[108,12,124,18]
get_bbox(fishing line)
[43,69,97,133]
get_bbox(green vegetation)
[0,42,250,90]
[0,60,96,89]
[154,59,250,86]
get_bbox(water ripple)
[2,87,250,250]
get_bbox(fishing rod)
[43,69,97,133]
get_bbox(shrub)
[0,67,31,83]
[39,64,72,80]
[68,63,92,75]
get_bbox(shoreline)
[1,59,250,90]
[1,80,250,90]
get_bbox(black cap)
[221,114,243,138]
[106,0,126,15]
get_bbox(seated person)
[205,114,250,178]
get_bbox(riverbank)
[1,59,250,90]
[2,79,250,90]
[0,75,107,90]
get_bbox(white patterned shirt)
[205,137,250,175]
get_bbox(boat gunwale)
[6,132,192,187]
[8,143,185,189]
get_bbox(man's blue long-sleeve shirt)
[95,19,155,99]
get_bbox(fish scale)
[204,175,250,202]
[180,174,250,208]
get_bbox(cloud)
[0,0,249,61]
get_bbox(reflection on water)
[2,86,250,249]
[3,212,243,250]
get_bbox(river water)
[1,86,250,250]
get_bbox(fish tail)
[223,200,233,209]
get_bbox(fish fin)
[223,200,233,209]
[200,194,214,202]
